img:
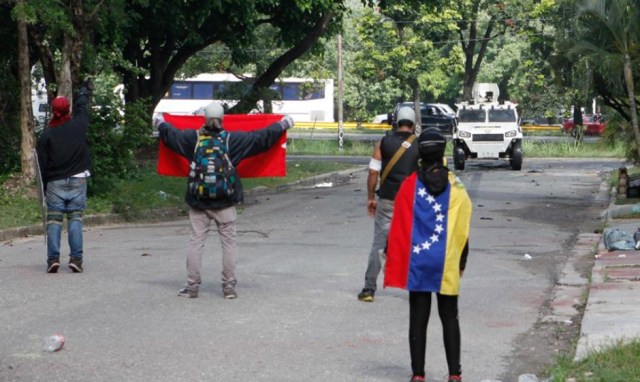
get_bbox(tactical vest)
[378,131,420,200]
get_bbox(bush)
[87,95,154,196]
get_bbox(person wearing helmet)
[357,106,420,302]
[384,128,472,382]
[155,102,294,300]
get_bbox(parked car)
[562,114,606,136]
[389,102,457,134]
[373,113,389,124]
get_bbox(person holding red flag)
[155,102,293,300]
[384,127,472,382]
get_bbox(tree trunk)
[58,36,74,100]
[412,81,421,135]
[624,54,640,162]
[17,1,36,183]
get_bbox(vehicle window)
[169,83,192,99]
[193,83,214,99]
[458,109,486,122]
[488,109,517,122]
[440,105,455,115]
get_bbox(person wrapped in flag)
[384,128,472,382]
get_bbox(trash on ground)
[314,182,333,188]
[603,228,636,251]
[43,334,65,352]
[524,254,532,260]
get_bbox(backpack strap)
[192,130,201,157]
[379,134,416,186]
[222,131,234,169]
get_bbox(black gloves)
[78,79,93,97]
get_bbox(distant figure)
[385,128,472,382]
[573,105,583,138]
[155,103,293,299]
[36,80,93,274]
[357,106,420,302]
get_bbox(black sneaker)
[68,258,83,273]
[223,286,237,299]
[357,288,375,302]
[46,259,60,273]
[177,288,198,298]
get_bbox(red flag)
[157,113,286,178]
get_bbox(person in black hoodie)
[155,102,293,300]
[36,80,93,274]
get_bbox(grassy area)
[288,135,625,158]
[546,340,640,381]
[0,160,358,230]
[288,137,373,156]
[522,138,626,158]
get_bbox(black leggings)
[409,292,461,377]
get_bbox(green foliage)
[87,92,153,196]
[0,3,20,175]
[287,138,374,156]
[547,339,640,381]
[522,136,625,158]
[348,4,462,120]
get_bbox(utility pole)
[337,33,344,150]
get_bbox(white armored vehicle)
[453,83,523,170]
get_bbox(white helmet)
[396,106,416,127]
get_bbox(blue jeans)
[46,177,87,261]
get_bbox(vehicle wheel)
[453,148,465,171]
[510,148,523,171]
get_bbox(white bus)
[154,73,334,122]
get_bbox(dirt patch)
[0,174,38,199]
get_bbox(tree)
[351,2,458,130]
[455,0,518,101]
[96,1,345,116]
[571,0,640,160]
[15,0,35,183]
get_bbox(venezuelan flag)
[384,172,472,295]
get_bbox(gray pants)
[363,198,394,291]
[185,206,237,291]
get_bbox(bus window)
[301,84,324,100]
[282,83,300,100]
[170,83,192,99]
[193,83,214,99]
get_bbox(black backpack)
[188,130,236,200]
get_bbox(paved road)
[0,158,622,382]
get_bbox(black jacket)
[158,121,285,210]
[36,88,92,186]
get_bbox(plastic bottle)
[42,334,65,352]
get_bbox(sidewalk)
[574,220,640,360]
[574,192,640,360]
